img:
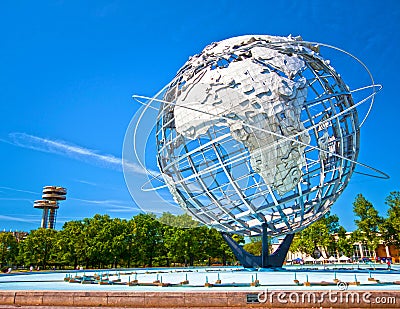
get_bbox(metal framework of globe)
[152,35,373,237]
[124,34,387,268]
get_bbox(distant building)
[278,232,400,263]
[11,231,28,242]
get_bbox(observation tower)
[33,186,66,229]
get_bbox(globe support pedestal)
[261,223,269,268]
[221,225,294,268]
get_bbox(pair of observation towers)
[33,186,66,229]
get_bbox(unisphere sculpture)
[124,35,386,268]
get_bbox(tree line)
[289,191,400,259]
[0,191,399,270]
[0,213,244,270]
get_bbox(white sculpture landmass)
[172,35,311,195]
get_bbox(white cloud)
[70,197,139,211]
[0,186,38,195]
[0,198,34,202]
[106,205,139,213]
[0,215,39,223]
[74,179,99,187]
[7,132,152,175]
[71,198,130,206]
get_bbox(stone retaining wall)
[0,290,399,308]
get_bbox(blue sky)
[0,0,399,232]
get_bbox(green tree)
[243,235,276,256]
[0,232,18,268]
[243,237,263,256]
[204,229,237,266]
[380,191,400,249]
[290,212,339,258]
[353,194,382,257]
[203,228,221,265]
[19,228,58,269]
[163,225,208,266]
[160,213,210,267]
[336,226,353,257]
[80,214,121,268]
[125,218,140,267]
[159,212,199,228]
[110,218,130,268]
[57,220,85,268]
[131,214,163,267]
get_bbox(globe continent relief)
[155,35,359,237]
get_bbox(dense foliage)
[289,192,400,258]
[5,213,239,270]
[0,232,18,268]
[1,192,400,270]
[380,192,400,249]
[290,212,340,258]
[352,193,383,253]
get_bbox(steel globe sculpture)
[123,35,386,268]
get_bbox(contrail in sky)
[7,132,153,175]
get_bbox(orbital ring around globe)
[132,85,385,192]
[122,36,388,236]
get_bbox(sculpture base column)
[221,231,294,268]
